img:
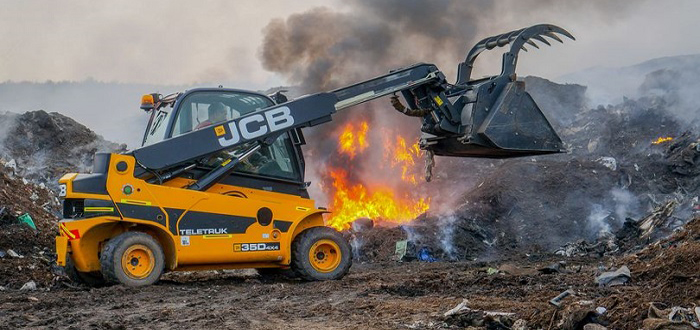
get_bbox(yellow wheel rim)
[309,239,342,273]
[120,244,155,279]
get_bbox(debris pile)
[0,110,125,186]
[0,161,61,289]
[352,76,700,264]
[0,110,124,289]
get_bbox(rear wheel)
[65,256,105,287]
[100,232,164,286]
[291,227,352,281]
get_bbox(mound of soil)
[0,110,125,185]
[0,165,60,288]
[598,216,700,329]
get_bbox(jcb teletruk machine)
[56,25,573,286]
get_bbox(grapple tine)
[544,32,564,43]
[532,35,551,46]
[552,28,575,41]
[457,23,574,85]
[525,40,540,49]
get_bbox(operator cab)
[139,88,308,197]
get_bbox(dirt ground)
[0,260,600,330]
[1,148,699,329]
[1,216,698,330]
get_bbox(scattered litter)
[556,240,586,257]
[444,299,470,317]
[486,267,499,275]
[394,241,436,262]
[549,289,575,308]
[596,157,617,171]
[639,201,679,239]
[644,302,700,329]
[417,247,436,262]
[27,296,39,302]
[5,158,17,171]
[0,250,5,258]
[30,192,39,201]
[595,307,607,315]
[556,300,609,329]
[7,249,21,258]
[0,286,5,291]
[539,261,568,274]
[394,240,408,261]
[20,281,37,291]
[555,239,610,257]
[595,265,630,287]
[18,213,36,230]
[443,299,516,328]
[582,324,608,330]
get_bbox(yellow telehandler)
[56,24,573,286]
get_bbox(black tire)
[65,256,106,287]
[100,232,165,287]
[291,227,352,281]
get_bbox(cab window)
[142,108,173,146]
[172,91,273,138]
[173,91,301,182]
[233,133,300,181]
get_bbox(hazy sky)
[1,1,700,90]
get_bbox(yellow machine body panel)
[56,153,327,273]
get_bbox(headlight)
[59,184,67,197]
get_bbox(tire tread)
[291,227,352,281]
[99,232,164,286]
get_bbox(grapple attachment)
[406,24,575,158]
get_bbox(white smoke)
[401,224,422,244]
[437,213,458,259]
[611,187,639,223]
[587,188,640,237]
[350,235,363,260]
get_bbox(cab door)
[174,132,308,265]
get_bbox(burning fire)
[325,168,430,230]
[324,122,431,229]
[652,136,673,145]
[338,121,369,159]
[387,136,423,185]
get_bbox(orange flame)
[652,136,673,145]
[388,136,423,184]
[326,122,430,229]
[325,168,430,230]
[338,121,369,159]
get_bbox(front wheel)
[291,227,352,281]
[100,232,165,286]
